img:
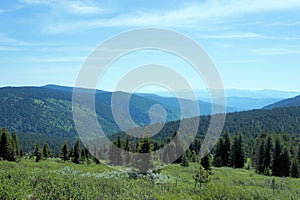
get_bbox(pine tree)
[72,140,80,164]
[181,152,189,167]
[11,133,20,158]
[213,137,224,167]
[61,141,69,161]
[298,145,300,164]
[230,134,246,168]
[173,131,184,164]
[291,158,299,178]
[272,136,282,176]
[135,137,153,172]
[43,143,50,158]
[34,143,42,162]
[191,150,198,162]
[80,148,86,163]
[263,135,273,174]
[194,164,210,189]
[223,132,231,166]
[280,147,291,177]
[201,153,211,171]
[256,139,265,173]
[0,129,10,160]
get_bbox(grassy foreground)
[0,159,299,199]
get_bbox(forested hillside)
[264,95,300,109]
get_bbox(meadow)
[1,159,299,199]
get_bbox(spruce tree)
[173,131,184,164]
[298,145,300,164]
[181,152,189,167]
[213,137,224,167]
[43,143,50,158]
[34,143,42,162]
[256,139,265,173]
[72,140,80,164]
[61,141,69,161]
[11,133,19,158]
[0,129,11,160]
[280,147,291,177]
[223,132,231,166]
[230,134,246,168]
[263,135,273,174]
[201,153,211,171]
[291,158,299,178]
[194,164,210,189]
[272,136,282,176]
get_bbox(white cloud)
[40,0,300,34]
[26,56,86,63]
[197,32,263,39]
[22,0,107,15]
[251,48,300,55]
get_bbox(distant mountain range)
[264,95,300,109]
[1,84,300,153]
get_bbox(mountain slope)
[0,86,180,138]
[264,95,300,109]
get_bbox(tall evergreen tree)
[256,139,265,173]
[181,152,189,167]
[34,143,42,162]
[223,132,231,166]
[135,137,153,171]
[72,140,80,164]
[291,158,299,178]
[11,133,20,158]
[173,131,184,164]
[201,153,211,171]
[298,145,300,164]
[230,134,246,168]
[272,136,283,176]
[263,135,273,174]
[280,147,291,177]
[213,137,224,167]
[0,129,11,160]
[61,141,69,161]
[43,143,50,158]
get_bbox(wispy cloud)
[22,0,108,15]
[0,46,22,51]
[40,0,300,34]
[0,33,68,47]
[26,56,86,63]
[251,48,300,55]
[197,32,263,39]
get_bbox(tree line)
[1,127,300,178]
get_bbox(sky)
[1,0,300,92]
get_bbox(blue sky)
[1,0,300,91]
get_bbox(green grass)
[0,159,299,199]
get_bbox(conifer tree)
[194,164,210,189]
[272,136,283,176]
[280,147,291,177]
[0,129,11,160]
[34,143,42,162]
[201,153,211,171]
[72,140,80,164]
[61,141,69,161]
[181,152,189,167]
[213,137,224,167]
[230,134,246,168]
[43,143,50,158]
[263,135,273,174]
[291,158,299,178]
[256,139,265,173]
[223,132,231,166]
[298,145,300,164]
